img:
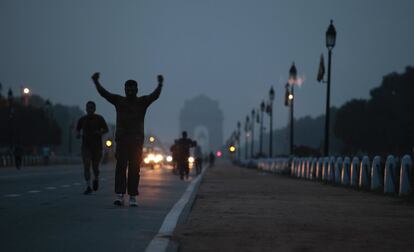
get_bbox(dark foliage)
[334,66,414,156]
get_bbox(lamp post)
[237,121,241,160]
[244,115,250,160]
[324,20,337,156]
[250,109,255,158]
[289,63,297,156]
[268,86,275,158]
[259,101,265,157]
[21,87,30,107]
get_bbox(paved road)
[0,163,192,252]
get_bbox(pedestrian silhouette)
[13,145,23,170]
[176,131,196,180]
[194,144,203,175]
[170,140,179,175]
[209,152,215,167]
[92,72,163,206]
[76,101,108,195]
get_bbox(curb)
[145,166,208,252]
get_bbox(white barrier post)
[370,156,383,191]
[305,158,311,179]
[301,158,306,178]
[327,157,336,183]
[316,158,323,180]
[322,157,329,181]
[384,155,397,194]
[350,157,360,187]
[359,156,371,189]
[341,157,351,186]
[310,158,317,180]
[399,155,412,196]
[290,158,295,176]
[334,157,343,184]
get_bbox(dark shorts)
[82,146,102,162]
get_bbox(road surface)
[0,163,191,252]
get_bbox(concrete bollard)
[327,157,336,183]
[384,155,397,194]
[316,158,323,180]
[305,158,311,179]
[350,157,360,187]
[296,158,303,178]
[300,158,306,178]
[399,155,412,196]
[310,158,317,180]
[322,157,329,181]
[341,157,351,186]
[334,157,343,184]
[359,156,371,189]
[290,158,295,176]
[370,156,383,191]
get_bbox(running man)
[76,101,109,195]
[91,72,163,206]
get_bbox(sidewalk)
[173,161,414,252]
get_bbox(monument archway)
[179,95,223,153]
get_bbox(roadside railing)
[236,154,413,197]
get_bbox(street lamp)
[289,62,297,156]
[244,115,250,160]
[268,86,275,158]
[250,109,255,158]
[21,87,30,107]
[259,100,265,157]
[323,20,337,156]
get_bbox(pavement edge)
[144,167,208,252]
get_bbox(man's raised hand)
[92,72,100,82]
[157,75,164,86]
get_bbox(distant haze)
[1,0,413,143]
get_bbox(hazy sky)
[1,0,413,143]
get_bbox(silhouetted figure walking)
[13,145,23,170]
[92,72,163,206]
[194,145,203,175]
[209,152,215,167]
[176,131,196,180]
[170,140,179,175]
[76,101,108,195]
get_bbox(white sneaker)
[129,196,138,207]
[113,194,124,206]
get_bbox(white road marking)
[46,187,56,190]
[4,194,21,197]
[61,185,70,188]
[72,182,81,186]
[28,190,41,193]
[145,168,207,252]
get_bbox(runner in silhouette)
[76,101,108,195]
[91,72,163,206]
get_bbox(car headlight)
[188,156,195,163]
[166,155,173,162]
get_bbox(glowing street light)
[23,87,30,94]
[229,145,236,153]
[105,140,113,148]
[149,136,155,143]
